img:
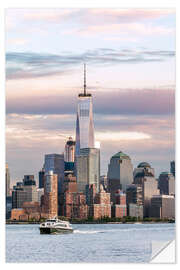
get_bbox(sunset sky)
[6,8,175,185]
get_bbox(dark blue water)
[6,223,175,263]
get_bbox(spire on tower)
[78,63,91,97]
[84,63,86,96]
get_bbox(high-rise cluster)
[6,65,175,221]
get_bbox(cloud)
[74,23,174,37]
[21,8,174,25]
[6,49,175,80]
[6,86,175,116]
[18,9,175,38]
[6,112,175,182]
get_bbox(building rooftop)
[112,151,130,159]
[137,162,151,168]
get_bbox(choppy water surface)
[6,223,175,263]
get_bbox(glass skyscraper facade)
[75,64,95,155]
[75,65,99,193]
[76,148,100,193]
[44,153,64,193]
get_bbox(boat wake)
[73,230,105,234]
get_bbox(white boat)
[39,217,73,234]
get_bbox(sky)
[6,8,175,186]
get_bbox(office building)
[64,161,75,176]
[76,148,100,193]
[170,161,175,177]
[111,189,127,218]
[65,136,76,162]
[6,196,12,219]
[107,151,133,202]
[133,162,155,178]
[23,175,36,186]
[87,184,111,219]
[100,175,108,190]
[23,175,38,202]
[128,204,143,219]
[37,188,44,204]
[75,64,95,156]
[41,171,58,218]
[150,195,175,219]
[6,164,10,197]
[39,168,45,188]
[158,172,175,195]
[133,162,160,217]
[126,184,143,218]
[12,187,27,209]
[44,153,64,193]
[126,184,143,206]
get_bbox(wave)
[74,230,105,234]
[73,226,174,235]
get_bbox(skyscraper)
[170,161,175,177]
[76,148,100,193]
[133,162,160,217]
[41,171,58,218]
[158,172,175,196]
[44,153,64,193]
[107,151,133,202]
[65,136,76,162]
[75,64,95,155]
[39,168,45,188]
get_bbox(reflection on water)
[6,223,175,263]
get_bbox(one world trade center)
[75,64,95,155]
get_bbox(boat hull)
[40,227,73,234]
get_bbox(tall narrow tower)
[75,64,95,155]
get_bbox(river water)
[6,223,175,263]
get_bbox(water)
[6,223,175,263]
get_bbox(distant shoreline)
[6,220,175,225]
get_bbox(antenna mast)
[84,63,86,96]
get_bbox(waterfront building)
[76,148,100,193]
[133,162,160,217]
[63,192,88,219]
[65,136,76,162]
[158,172,175,196]
[41,171,58,218]
[170,160,175,177]
[12,178,38,208]
[44,153,64,193]
[107,151,133,202]
[6,196,12,219]
[12,187,27,209]
[39,168,45,188]
[11,202,41,221]
[87,184,111,219]
[6,164,11,197]
[126,184,143,218]
[128,204,143,219]
[75,64,95,156]
[150,195,175,219]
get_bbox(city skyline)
[6,8,175,184]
